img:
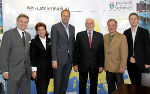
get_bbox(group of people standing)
[0,9,149,94]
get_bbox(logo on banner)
[109,2,114,9]
[109,0,133,11]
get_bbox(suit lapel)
[24,31,30,47]
[84,31,90,48]
[69,25,72,40]
[109,32,119,48]
[36,37,46,51]
[134,27,140,47]
[129,29,134,56]
[104,34,109,50]
[13,28,24,45]
[128,28,133,47]
[46,38,51,51]
[59,22,68,40]
[91,31,96,48]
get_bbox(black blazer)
[74,30,104,73]
[124,26,150,72]
[30,36,53,80]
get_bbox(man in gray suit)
[0,14,31,94]
[51,10,75,94]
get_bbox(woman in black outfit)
[30,22,53,94]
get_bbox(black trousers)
[79,71,98,94]
[35,78,50,94]
[127,64,142,86]
[106,71,124,94]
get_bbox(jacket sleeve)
[0,31,11,73]
[99,34,104,67]
[30,39,37,67]
[144,30,150,65]
[73,33,80,66]
[120,35,128,69]
[51,25,58,62]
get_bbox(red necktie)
[89,31,91,48]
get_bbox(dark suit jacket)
[74,30,104,73]
[51,22,75,64]
[30,36,53,80]
[0,27,31,80]
[124,26,150,72]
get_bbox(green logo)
[109,2,114,9]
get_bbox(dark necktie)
[22,32,25,46]
[89,31,91,48]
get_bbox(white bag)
[141,73,150,87]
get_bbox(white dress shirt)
[17,27,25,38]
[131,26,138,56]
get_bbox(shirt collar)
[39,36,46,41]
[109,34,115,37]
[61,21,69,28]
[87,30,94,35]
[131,25,138,33]
[17,27,25,37]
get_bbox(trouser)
[35,78,50,94]
[53,57,72,94]
[7,72,31,94]
[106,71,124,94]
[127,64,142,86]
[79,71,98,94]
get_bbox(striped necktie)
[22,32,25,46]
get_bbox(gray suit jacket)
[0,27,31,80]
[51,22,75,64]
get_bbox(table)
[112,84,150,94]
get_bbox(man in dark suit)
[74,18,104,94]
[124,13,150,86]
[51,10,75,94]
[0,14,31,94]
[30,22,53,94]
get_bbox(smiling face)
[37,26,46,38]
[17,17,29,31]
[129,15,139,28]
[61,10,70,26]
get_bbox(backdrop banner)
[1,0,150,94]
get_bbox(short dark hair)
[61,9,70,17]
[129,13,139,20]
[35,22,49,37]
[17,13,29,21]
[107,19,117,25]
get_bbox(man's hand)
[73,65,78,72]
[99,67,103,73]
[119,68,125,73]
[145,64,150,68]
[32,71,37,79]
[52,61,57,69]
[2,72,9,80]
[130,57,136,63]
